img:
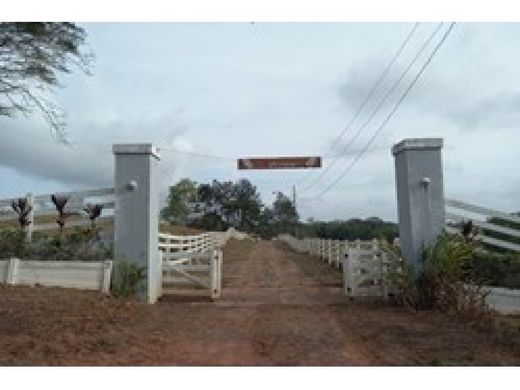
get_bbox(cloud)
[0,119,112,188]
[443,92,520,132]
[2,23,519,222]
[0,108,192,189]
[337,52,520,135]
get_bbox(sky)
[1,22,519,222]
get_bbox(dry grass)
[159,223,206,236]
[1,218,204,237]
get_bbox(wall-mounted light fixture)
[127,180,138,191]
[420,177,431,189]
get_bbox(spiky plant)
[11,197,32,229]
[51,194,69,231]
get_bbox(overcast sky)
[1,22,519,221]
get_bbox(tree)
[228,179,262,231]
[272,192,298,235]
[0,22,93,141]
[160,178,198,225]
[256,207,276,239]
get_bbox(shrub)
[469,251,520,289]
[0,227,112,261]
[0,229,30,258]
[112,260,146,298]
[384,232,491,320]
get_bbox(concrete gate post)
[113,143,161,303]
[392,138,445,272]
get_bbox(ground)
[0,238,519,365]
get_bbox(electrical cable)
[306,23,456,201]
[157,146,235,161]
[300,22,444,193]
[296,22,420,186]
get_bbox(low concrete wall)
[0,258,112,293]
[485,286,520,315]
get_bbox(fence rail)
[158,231,230,299]
[445,198,520,252]
[0,187,115,239]
[278,235,388,297]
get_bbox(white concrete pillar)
[392,138,445,272]
[113,143,161,303]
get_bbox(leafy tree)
[256,207,275,239]
[160,178,198,225]
[0,22,93,141]
[228,179,262,231]
[272,192,298,235]
[190,211,229,232]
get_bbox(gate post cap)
[392,138,443,156]
[113,143,161,160]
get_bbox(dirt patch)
[0,239,519,365]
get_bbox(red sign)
[237,156,322,170]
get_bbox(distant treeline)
[296,217,399,242]
[161,178,399,241]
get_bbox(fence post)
[7,258,19,285]
[26,192,34,243]
[210,249,222,299]
[392,138,445,272]
[113,143,161,304]
[102,260,112,294]
[343,247,356,297]
[327,239,332,265]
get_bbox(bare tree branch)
[0,22,93,142]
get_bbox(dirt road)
[0,238,519,365]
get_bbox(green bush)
[381,241,420,309]
[384,232,489,316]
[469,251,520,289]
[0,227,112,261]
[0,229,30,258]
[112,260,146,298]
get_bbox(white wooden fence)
[445,198,520,252]
[158,232,228,299]
[0,258,112,293]
[0,187,115,239]
[279,235,387,297]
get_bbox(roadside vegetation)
[0,227,112,261]
[383,232,520,349]
[160,177,398,241]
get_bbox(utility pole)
[293,184,298,237]
[292,184,297,213]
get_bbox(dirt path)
[221,239,345,306]
[0,238,519,365]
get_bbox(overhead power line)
[307,22,456,201]
[296,22,420,186]
[300,22,444,193]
